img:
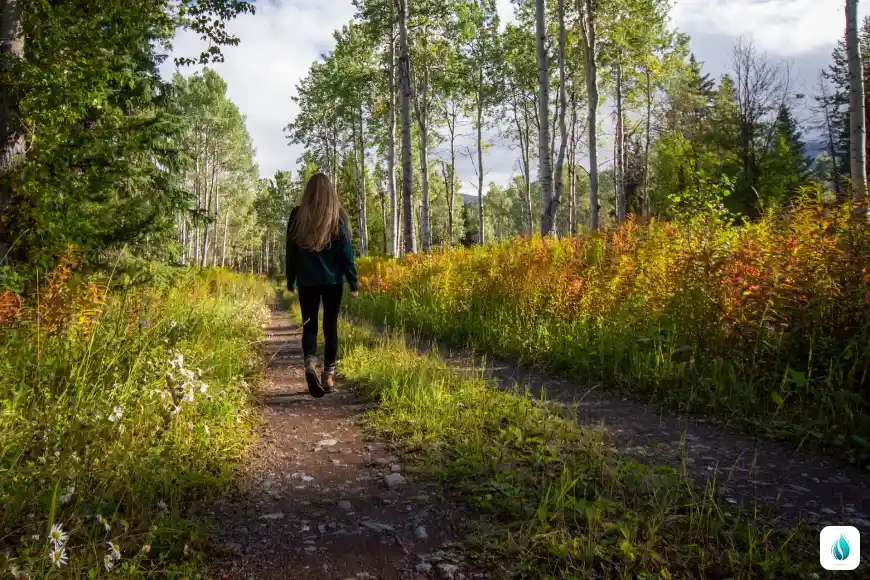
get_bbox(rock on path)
[203,310,477,580]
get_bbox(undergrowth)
[335,314,820,579]
[349,198,870,463]
[0,256,271,578]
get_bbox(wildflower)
[107,540,122,561]
[200,383,208,393]
[204,425,210,437]
[48,523,66,547]
[157,500,168,510]
[31,534,40,541]
[59,485,75,505]
[103,554,115,570]
[49,546,68,568]
[169,320,177,328]
[108,406,122,423]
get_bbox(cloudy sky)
[158,0,868,191]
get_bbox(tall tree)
[847,0,867,199]
[397,0,416,253]
[578,0,601,229]
[536,0,555,235]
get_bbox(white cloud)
[159,0,357,179]
[671,0,868,56]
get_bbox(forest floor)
[410,336,870,529]
[203,309,482,580]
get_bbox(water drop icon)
[831,534,851,561]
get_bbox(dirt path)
[406,336,870,529]
[204,310,477,580]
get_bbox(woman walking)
[285,173,359,398]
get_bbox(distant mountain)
[461,193,479,205]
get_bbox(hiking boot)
[304,356,324,398]
[322,366,336,393]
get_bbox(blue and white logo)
[821,526,860,571]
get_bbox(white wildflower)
[49,546,68,568]
[103,554,115,570]
[31,534,40,541]
[59,486,75,505]
[169,320,177,328]
[157,500,167,510]
[107,540,122,561]
[199,383,208,393]
[108,406,122,423]
[48,523,66,547]
[204,425,210,437]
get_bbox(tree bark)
[444,103,457,246]
[358,108,369,255]
[397,0,416,254]
[643,68,652,218]
[476,73,485,245]
[847,0,867,200]
[0,0,23,263]
[615,58,626,222]
[415,62,431,251]
[579,0,600,230]
[221,210,229,268]
[536,0,555,235]
[388,13,399,257]
[552,0,568,236]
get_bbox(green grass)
[1,268,272,578]
[327,308,821,579]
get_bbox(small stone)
[437,563,459,579]
[260,512,284,520]
[390,464,402,472]
[304,545,317,552]
[317,439,338,447]
[301,475,314,483]
[414,525,429,540]
[412,495,431,502]
[361,520,395,533]
[338,500,353,511]
[384,473,406,488]
[416,563,433,573]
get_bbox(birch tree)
[847,0,867,199]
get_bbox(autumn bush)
[0,262,271,578]
[350,195,870,462]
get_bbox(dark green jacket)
[285,207,359,292]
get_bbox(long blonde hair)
[291,173,348,251]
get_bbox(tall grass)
[336,316,818,579]
[349,198,870,462]
[0,261,271,578]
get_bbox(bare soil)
[203,311,480,580]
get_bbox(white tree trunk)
[847,0,867,200]
[552,0,568,235]
[615,58,626,222]
[536,0,555,235]
[358,108,369,255]
[388,14,399,257]
[579,0,600,230]
[397,0,416,254]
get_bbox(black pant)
[297,285,343,368]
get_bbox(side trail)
[413,336,870,529]
[204,310,479,580]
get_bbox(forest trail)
[204,309,477,580]
[410,338,870,529]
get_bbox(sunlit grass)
[0,267,272,578]
[335,314,818,579]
